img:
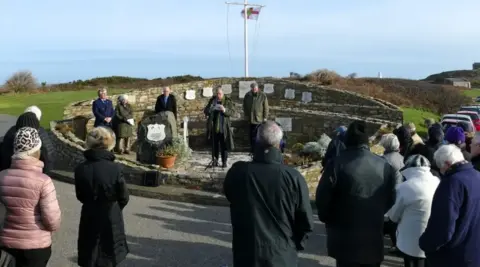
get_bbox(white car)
[441,114,475,131]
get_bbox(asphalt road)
[50,180,402,267]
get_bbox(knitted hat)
[12,127,42,159]
[445,126,465,145]
[24,106,41,121]
[335,126,347,136]
[15,112,40,130]
[345,120,369,147]
[403,154,431,169]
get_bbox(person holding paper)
[113,95,134,154]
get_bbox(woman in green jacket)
[113,95,134,154]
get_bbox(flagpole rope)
[250,13,261,66]
[225,4,233,76]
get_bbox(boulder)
[136,111,178,164]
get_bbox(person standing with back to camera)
[243,82,269,153]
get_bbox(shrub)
[305,69,342,85]
[4,71,38,93]
[346,72,357,79]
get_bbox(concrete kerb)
[49,169,318,210]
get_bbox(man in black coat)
[154,86,178,120]
[316,120,398,267]
[321,126,347,168]
[223,121,314,267]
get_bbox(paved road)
[50,180,402,267]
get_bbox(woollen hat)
[403,154,431,169]
[12,127,42,159]
[15,112,40,130]
[335,126,347,135]
[24,106,41,121]
[345,120,369,147]
[445,126,465,145]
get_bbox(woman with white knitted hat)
[0,127,61,267]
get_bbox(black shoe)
[213,160,219,167]
[222,162,227,168]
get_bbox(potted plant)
[156,145,177,169]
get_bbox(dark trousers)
[213,132,228,163]
[3,246,51,267]
[249,123,259,153]
[403,252,427,267]
[336,262,380,267]
[384,220,397,246]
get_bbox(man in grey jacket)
[242,82,269,153]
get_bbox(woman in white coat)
[387,154,440,267]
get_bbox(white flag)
[241,7,261,20]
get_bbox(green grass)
[0,89,130,129]
[402,107,440,137]
[462,88,480,98]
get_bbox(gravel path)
[50,180,402,267]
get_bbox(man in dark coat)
[321,126,347,168]
[75,127,130,267]
[203,86,235,168]
[316,120,398,267]
[223,121,314,267]
[155,86,178,120]
[420,144,480,267]
[0,111,54,173]
[393,125,414,160]
[92,88,115,128]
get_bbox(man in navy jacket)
[420,144,480,267]
[92,88,115,128]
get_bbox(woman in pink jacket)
[0,127,61,267]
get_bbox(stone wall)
[63,78,403,151]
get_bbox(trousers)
[3,246,51,267]
[336,262,380,267]
[115,137,131,153]
[213,132,228,163]
[249,123,260,153]
[402,252,427,267]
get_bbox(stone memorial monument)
[136,111,178,164]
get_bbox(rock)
[317,133,332,149]
[301,142,325,160]
[136,111,178,164]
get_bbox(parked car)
[441,114,475,132]
[475,96,480,103]
[441,119,461,131]
[459,105,480,114]
[457,110,480,131]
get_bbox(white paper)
[202,87,213,97]
[127,118,135,126]
[221,84,232,94]
[185,90,196,100]
[263,83,274,94]
[284,89,295,99]
[301,91,312,103]
[239,81,255,98]
[275,117,292,132]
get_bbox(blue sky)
[1,0,479,83]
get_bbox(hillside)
[424,69,480,85]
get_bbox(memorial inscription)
[302,91,312,103]
[284,89,295,99]
[202,87,213,97]
[185,90,196,100]
[221,84,232,94]
[263,83,274,94]
[146,124,166,142]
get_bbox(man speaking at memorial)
[203,86,235,168]
[243,82,269,153]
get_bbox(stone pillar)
[183,116,189,148]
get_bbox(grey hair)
[98,87,107,95]
[250,82,258,89]
[85,127,116,151]
[379,133,400,152]
[434,144,465,170]
[118,94,128,102]
[256,121,283,147]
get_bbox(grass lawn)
[462,88,480,98]
[0,89,130,129]
[402,107,440,137]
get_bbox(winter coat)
[420,162,480,267]
[316,145,398,264]
[0,158,61,249]
[387,166,439,258]
[394,126,414,159]
[0,126,54,173]
[154,94,177,119]
[243,91,269,124]
[0,203,15,267]
[321,134,346,168]
[382,150,404,171]
[74,149,130,267]
[92,98,115,128]
[203,96,235,151]
[223,147,314,267]
[113,103,134,138]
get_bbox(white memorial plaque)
[221,84,232,94]
[239,80,255,98]
[284,88,295,99]
[275,117,292,132]
[185,90,196,100]
[263,83,274,94]
[202,87,213,97]
[146,123,166,142]
[301,91,312,103]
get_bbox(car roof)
[461,105,480,109]
[442,114,472,120]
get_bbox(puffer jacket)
[0,158,61,249]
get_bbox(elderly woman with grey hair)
[74,126,130,267]
[113,94,134,154]
[380,133,405,171]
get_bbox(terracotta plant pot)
[156,155,176,169]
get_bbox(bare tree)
[4,71,38,93]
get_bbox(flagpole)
[225,1,265,78]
